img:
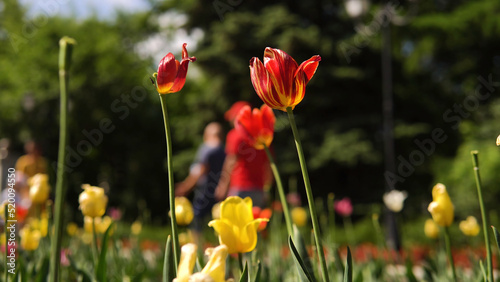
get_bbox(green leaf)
[405,258,417,282]
[96,222,114,282]
[163,235,175,282]
[289,236,315,282]
[479,260,487,282]
[492,226,500,256]
[333,247,345,275]
[343,246,352,282]
[239,261,249,282]
[195,257,202,273]
[35,256,50,282]
[253,260,262,282]
[293,225,316,281]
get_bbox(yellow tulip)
[0,201,6,220]
[67,222,79,236]
[79,184,108,218]
[20,226,41,251]
[178,231,193,246]
[173,197,194,226]
[459,216,481,237]
[291,207,308,227]
[131,220,142,235]
[28,173,51,204]
[29,215,49,237]
[424,219,440,239]
[173,244,231,282]
[197,244,229,282]
[84,216,114,234]
[174,243,198,282]
[427,183,454,227]
[208,196,268,254]
[81,232,93,245]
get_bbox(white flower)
[383,190,408,213]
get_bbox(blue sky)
[17,0,204,63]
[20,0,151,19]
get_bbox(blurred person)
[175,122,226,238]
[214,101,272,208]
[15,140,48,182]
[0,138,20,191]
[13,140,48,219]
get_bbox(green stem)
[344,216,356,247]
[471,151,493,282]
[286,107,329,282]
[444,227,457,282]
[238,252,244,273]
[92,218,99,266]
[263,145,293,237]
[159,94,180,271]
[50,36,75,282]
[372,214,385,249]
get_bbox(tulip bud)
[291,207,308,227]
[156,43,196,95]
[459,216,480,237]
[79,184,108,218]
[208,196,268,254]
[28,173,51,204]
[383,190,408,213]
[172,197,194,226]
[66,222,78,236]
[131,220,142,235]
[335,197,353,217]
[20,226,42,251]
[424,219,440,239]
[427,183,454,227]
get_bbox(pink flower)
[335,197,353,217]
[61,249,70,266]
[108,207,122,221]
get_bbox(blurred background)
[0,0,499,228]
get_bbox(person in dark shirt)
[175,122,226,239]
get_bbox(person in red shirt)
[215,101,272,208]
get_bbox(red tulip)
[252,206,273,231]
[249,47,321,111]
[156,43,196,94]
[234,104,275,150]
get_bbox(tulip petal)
[234,106,255,145]
[156,53,178,94]
[201,244,229,281]
[208,219,239,254]
[288,70,307,110]
[250,57,283,109]
[169,56,196,93]
[220,196,254,227]
[239,218,269,253]
[297,55,321,84]
[264,48,298,106]
[176,243,197,282]
[235,105,276,149]
[261,105,276,131]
